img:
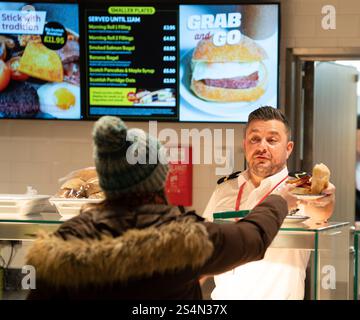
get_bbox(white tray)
[0,194,51,215]
[50,197,102,219]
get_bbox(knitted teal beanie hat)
[92,116,169,199]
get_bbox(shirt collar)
[239,166,289,189]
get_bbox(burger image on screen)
[190,35,268,102]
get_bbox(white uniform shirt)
[203,167,310,300]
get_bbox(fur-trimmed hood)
[26,215,214,288]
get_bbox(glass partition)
[214,213,350,300]
[0,213,351,300]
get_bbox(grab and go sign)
[187,12,243,46]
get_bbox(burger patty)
[0,82,40,117]
[203,71,259,89]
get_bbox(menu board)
[0,2,279,123]
[84,4,178,120]
[179,4,279,122]
[0,2,81,119]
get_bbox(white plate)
[292,193,327,201]
[49,197,102,218]
[284,215,310,224]
[179,49,276,120]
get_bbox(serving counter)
[0,214,351,300]
[214,218,351,300]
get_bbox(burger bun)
[190,35,268,102]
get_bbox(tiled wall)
[0,120,244,215]
[0,0,358,215]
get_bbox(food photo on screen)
[127,88,176,106]
[179,4,279,122]
[0,1,80,119]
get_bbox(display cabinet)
[214,215,350,300]
[0,214,351,300]
[0,214,62,241]
[0,213,62,299]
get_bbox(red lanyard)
[235,175,288,211]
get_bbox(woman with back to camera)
[26,116,295,299]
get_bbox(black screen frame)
[0,0,281,124]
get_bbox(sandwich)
[311,163,330,194]
[71,167,98,182]
[190,35,268,102]
[286,163,330,195]
[84,177,102,198]
[55,168,104,199]
[88,191,105,199]
[55,177,86,198]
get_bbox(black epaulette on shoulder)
[217,171,242,185]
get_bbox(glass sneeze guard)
[213,211,350,300]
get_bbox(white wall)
[1,0,359,214]
[0,120,245,215]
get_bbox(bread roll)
[72,168,98,182]
[87,177,99,184]
[84,181,101,198]
[192,35,267,62]
[55,178,84,198]
[88,191,105,199]
[55,188,73,198]
[191,35,268,102]
[56,169,101,199]
[60,178,85,190]
[311,163,330,194]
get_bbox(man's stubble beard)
[248,161,285,179]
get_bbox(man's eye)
[268,138,278,144]
[250,137,260,143]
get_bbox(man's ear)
[286,141,294,159]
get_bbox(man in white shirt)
[203,106,335,300]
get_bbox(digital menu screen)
[0,2,81,119]
[179,4,279,122]
[0,2,279,123]
[84,4,178,120]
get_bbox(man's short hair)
[245,106,292,140]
